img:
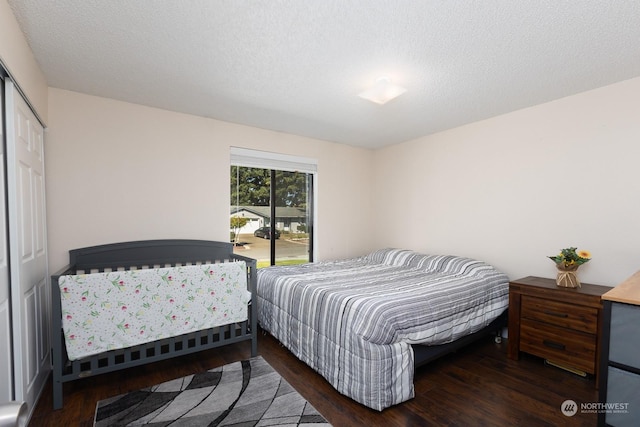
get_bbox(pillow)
[364,248,418,266]
[365,249,499,278]
[419,255,504,279]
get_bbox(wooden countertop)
[602,270,640,305]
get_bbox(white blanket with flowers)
[58,261,250,361]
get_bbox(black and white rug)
[94,356,332,426]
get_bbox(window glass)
[230,165,313,268]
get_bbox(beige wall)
[0,0,48,122]
[45,88,375,272]
[373,76,640,287]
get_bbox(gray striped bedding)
[257,248,509,410]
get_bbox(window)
[230,148,316,268]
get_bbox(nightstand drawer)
[521,295,598,333]
[520,320,597,374]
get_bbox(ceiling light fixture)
[358,77,406,105]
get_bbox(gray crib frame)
[50,239,257,410]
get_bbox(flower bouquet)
[548,247,591,288]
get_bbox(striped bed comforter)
[257,248,509,411]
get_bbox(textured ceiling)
[7,0,640,149]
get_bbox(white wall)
[0,0,48,122]
[373,76,640,287]
[45,88,375,273]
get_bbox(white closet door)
[5,80,49,412]
[0,79,13,404]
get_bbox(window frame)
[230,147,318,265]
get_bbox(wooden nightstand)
[507,276,609,385]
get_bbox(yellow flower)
[548,247,591,266]
[577,250,591,259]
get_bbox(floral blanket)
[58,261,250,360]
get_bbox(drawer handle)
[543,310,568,318]
[543,340,566,351]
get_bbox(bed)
[50,239,257,410]
[257,248,509,411]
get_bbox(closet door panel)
[18,162,34,260]
[34,165,46,257]
[23,289,37,385]
[0,78,12,404]
[6,80,49,414]
[0,302,11,402]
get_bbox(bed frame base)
[413,310,508,368]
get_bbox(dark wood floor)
[31,330,598,426]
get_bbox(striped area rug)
[94,356,331,426]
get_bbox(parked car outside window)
[254,227,281,239]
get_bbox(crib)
[50,239,257,410]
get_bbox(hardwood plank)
[29,330,598,426]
